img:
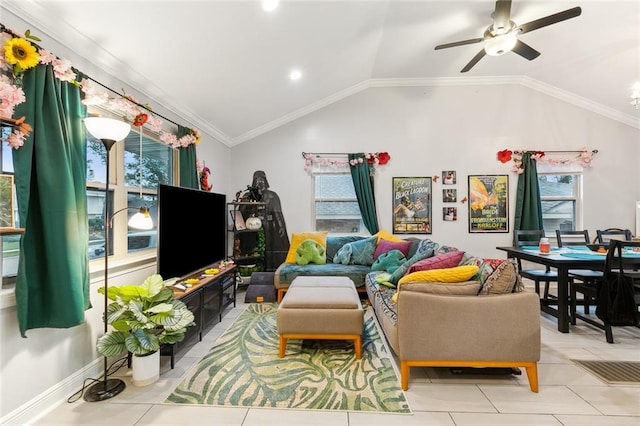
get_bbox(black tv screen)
[157,184,226,279]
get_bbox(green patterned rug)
[165,303,410,413]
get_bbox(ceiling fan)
[435,0,582,73]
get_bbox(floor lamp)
[83,117,148,402]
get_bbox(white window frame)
[538,164,583,237]
[310,158,363,234]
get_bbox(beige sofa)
[366,274,541,392]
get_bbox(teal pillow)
[389,247,435,284]
[371,249,406,273]
[333,236,378,266]
[326,235,366,261]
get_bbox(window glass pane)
[2,130,19,280]
[88,189,109,260]
[313,174,363,233]
[87,138,106,184]
[541,200,576,232]
[538,174,574,197]
[127,193,157,254]
[124,132,173,189]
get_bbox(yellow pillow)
[285,232,328,263]
[374,229,403,243]
[398,265,479,284]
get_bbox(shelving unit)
[227,202,267,280]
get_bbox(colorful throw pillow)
[285,232,327,264]
[374,229,403,243]
[295,239,326,265]
[478,259,522,295]
[333,236,378,266]
[398,265,479,284]
[325,235,366,261]
[373,239,412,259]
[400,281,482,296]
[388,246,436,284]
[371,249,406,274]
[407,251,465,274]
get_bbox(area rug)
[165,303,410,413]
[572,360,640,384]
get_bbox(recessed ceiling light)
[262,0,279,12]
[289,69,302,81]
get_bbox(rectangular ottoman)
[276,276,364,359]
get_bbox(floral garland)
[302,152,391,175]
[497,148,597,174]
[0,26,200,149]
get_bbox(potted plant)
[96,274,195,386]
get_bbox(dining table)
[496,245,610,333]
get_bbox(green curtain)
[513,152,544,244]
[12,66,89,337]
[348,153,379,234]
[178,125,198,189]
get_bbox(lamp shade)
[484,33,518,56]
[128,206,154,230]
[84,117,131,141]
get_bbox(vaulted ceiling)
[4,1,640,146]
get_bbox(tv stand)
[160,263,237,368]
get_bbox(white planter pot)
[132,350,160,387]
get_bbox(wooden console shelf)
[160,263,237,368]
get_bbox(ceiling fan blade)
[435,37,485,50]
[511,40,541,61]
[492,0,513,32]
[461,50,486,73]
[517,7,582,34]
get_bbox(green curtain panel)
[348,153,380,235]
[178,125,198,189]
[513,152,544,244]
[12,66,90,337]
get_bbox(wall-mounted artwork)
[392,177,431,234]
[443,188,457,203]
[0,174,15,228]
[468,174,508,233]
[442,170,456,185]
[443,207,457,221]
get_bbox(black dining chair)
[596,228,633,244]
[514,230,558,298]
[571,239,640,343]
[556,229,603,316]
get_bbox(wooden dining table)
[496,246,608,333]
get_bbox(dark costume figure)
[243,171,290,271]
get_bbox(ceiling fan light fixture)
[484,33,518,56]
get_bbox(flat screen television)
[157,184,226,279]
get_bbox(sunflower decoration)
[4,36,40,77]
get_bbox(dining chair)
[514,230,558,298]
[556,229,603,316]
[596,228,633,244]
[571,239,640,343]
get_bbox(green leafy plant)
[96,274,195,357]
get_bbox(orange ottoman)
[276,276,364,359]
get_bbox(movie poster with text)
[392,177,431,234]
[468,174,508,233]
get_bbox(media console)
[160,263,237,368]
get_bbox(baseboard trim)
[1,358,102,425]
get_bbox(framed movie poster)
[0,174,15,228]
[392,177,431,234]
[468,174,508,233]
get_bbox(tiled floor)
[32,285,640,426]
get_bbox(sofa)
[274,231,541,392]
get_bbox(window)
[87,120,175,261]
[1,129,20,282]
[538,171,582,234]
[313,172,363,233]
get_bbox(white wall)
[232,84,640,258]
